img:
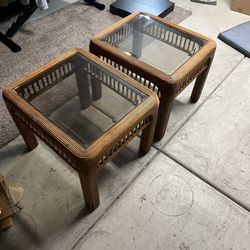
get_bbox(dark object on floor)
[191,0,217,5]
[0,0,105,53]
[0,0,37,52]
[218,21,250,58]
[110,0,174,18]
[0,0,25,19]
[85,0,105,10]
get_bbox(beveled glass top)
[102,14,206,75]
[16,53,147,148]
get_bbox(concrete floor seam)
[159,148,250,214]
[152,56,246,151]
[70,149,161,250]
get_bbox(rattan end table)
[90,12,216,140]
[3,48,159,210]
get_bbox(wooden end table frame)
[90,12,216,140]
[2,48,159,211]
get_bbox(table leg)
[3,94,38,150]
[140,115,157,154]
[132,20,144,58]
[3,90,38,150]
[79,169,100,210]
[92,78,102,101]
[74,62,92,109]
[132,32,143,58]
[190,58,213,103]
[11,115,38,151]
[90,66,102,101]
[154,86,177,140]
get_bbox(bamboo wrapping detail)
[81,60,146,105]
[102,17,203,57]
[13,110,76,169]
[100,56,161,97]
[176,61,209,95]
[104,23,134,46]
[3,48,160,210]
[97,115,152,168]
[10,94,153,172]
[15,56,145,106]
[16,62,74,102]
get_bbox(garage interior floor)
[0,0,250,249]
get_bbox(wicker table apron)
[90,12,216,140]
[3,48,159,211]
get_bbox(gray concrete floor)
[1,0,250,249]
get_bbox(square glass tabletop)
[15,52,147,148]
[101,14,206,75]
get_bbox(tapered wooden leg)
[132,29,143,58]
[74,61,92,109]
[79,169,100,210]
[88,45,103,101]
[140,114,157,154]
[154,87,177,141]
[12,115,38,151]
[190,59,213,103]
[91,73,102,101]
[3,97,38,150]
